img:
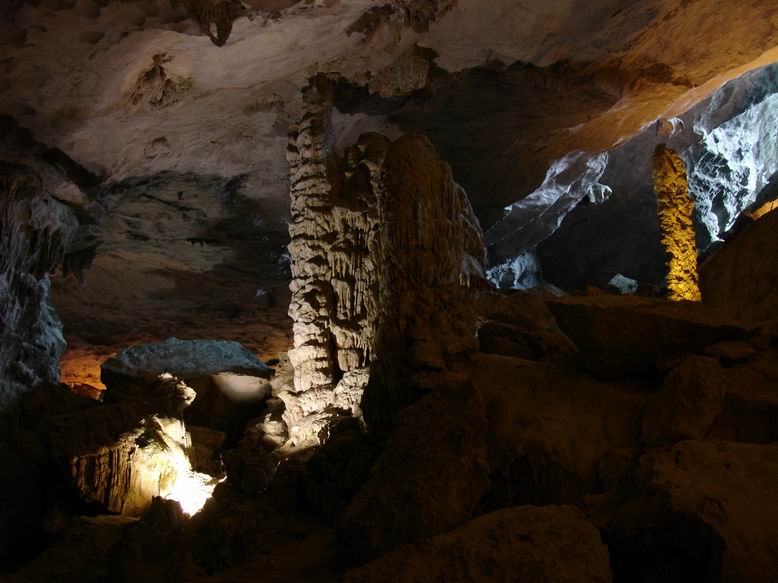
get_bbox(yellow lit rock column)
[652,144,702,301]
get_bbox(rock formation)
[344,505,612,583]
[102,338,272,442]
[0,125,83,410]
[701,206,778,324]
[285,78,378,443]
[652,144,701,301]
[3,2,778,582]
[285,76,485,441]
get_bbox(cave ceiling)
[3,0,778,382]
[3,0,777,196]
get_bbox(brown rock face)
[474,353,647,508]
[339,385,490,563]
[285,77,485,441]
[642,355,728,446]
[652,144,701,301]
[364,132,486,425]
[602,440,778,583]
[344,505,612,583]
[547,295,748,379]
[701,207,778,325]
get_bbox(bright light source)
[155,419,225,516]
[165,466,224,516]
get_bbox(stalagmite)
[652,144,701,301]
[285,76,486,443]
[285,78,381,444]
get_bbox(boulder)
[600,440,778,583]
[106,497,205,583]
[344,505,612,583]
[339,385,490,563]
[301,417,379,521]
[102,338,271,383]
[45,406,195,516]
[188,425,227,476]
[641,346,778,447]
[222,397,288,494]
[474,290,576,362]
[474,354,647,508]
[102,338,272,440]
[41,375,222,516]
[709,347,778,444]
[642,356,728,447]
[547,295,748,379]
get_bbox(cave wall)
[0,159,78,410]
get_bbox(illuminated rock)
[102,338,272,440]
[43,374,223,516]
[652,144,701,301]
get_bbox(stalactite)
[652,144,702,302]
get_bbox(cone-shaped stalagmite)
[652,144,701,301]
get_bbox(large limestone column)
[284,77,486,443]
[652,144,701,301]
[363,134,486,426]
[285,79,382,444]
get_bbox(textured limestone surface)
[701,206,778,325]
[2,2,778,582]
[653,144,701,301]
[0,123,84,410]
[1,0,776,317]
[285,77,485,442]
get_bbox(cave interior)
[2,1,778,581]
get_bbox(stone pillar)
[285,79,382,443]
[285,77,486,443]
[652,144,701,301]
